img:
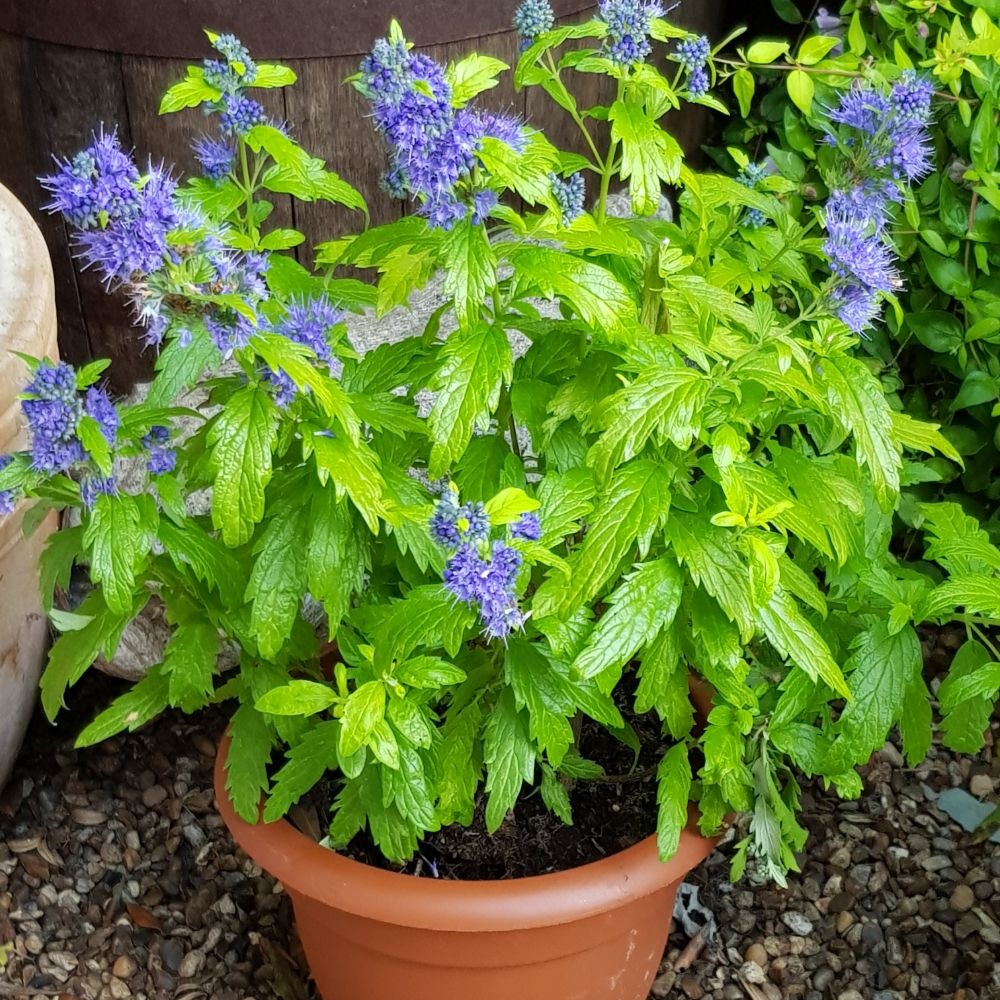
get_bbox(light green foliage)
[19,15,995,885]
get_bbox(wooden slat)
[0,32,93,368]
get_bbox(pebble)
[949,883,975,912]
[921,855,952,872]
[744,943,768,967]
[649,968,676,997]
[838,991,864,1000]
[160,938,184,974]
[740,961,767,985]
[813,967,835,991]
[141,784,168,808]
[112,955,137,979]
[969,773,994,797]
[178,949,206,978]
[70,808,108,826]
[678,974,704,999]
[781,911,814,936]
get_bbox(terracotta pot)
[0,182,59,793]
[214,698,717,1000]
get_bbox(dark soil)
[319,677,670,880]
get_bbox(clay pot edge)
[214,731,718,933]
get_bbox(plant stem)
[239,141,259,246]
[545,52,603,168]
[596,79,624,223]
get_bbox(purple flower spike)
[0,455,19,517]
[511,512,541,541]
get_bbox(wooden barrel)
[0,182,59,794]
[0,1,722,392]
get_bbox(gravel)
[1,631,998,1000]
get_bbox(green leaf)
[918,246,973,298]
[338,681,386,758]
[75,663,171,747]
[939,660,1000,710]
[939,641,996,753]
[477,132,557,205]
[396,656,467,688]
[40,592,138,720]
[919,502,1000,575]
[536,468,596,546]
[609,100,683,215]
[442,217,497,328]
[226,700,273,821]
[905,311,964,354]
[757,589,851,700]
[656,742,691,860]
[83,494,144,616]
[970,97,998,173]
[506,640,575,767]
[255,679,336,717]
[891,412,963,465]
[827,622,921,769]
[159,68,221,113]
[786,69,814,114]
[732,69,755,117]
[899,676,932,766]
[38,526,83,612]
[157,520,245,608]
[746,40,789,63]
[927,574,1000,619]
[446,53,509,106]
[821,353,900,511]
[483,487,540,525]
[702,705,753,810]
[388,698,433,749]
[436,701,484,826]
[951,370,999,412]
[507,246,636,341]
[164,622,219,713]
[483,687,535,833]
[311,432,387,533]
[77,416,113,475]
[797,35,841,65]
[540,766,573,825]
[573,558,682,686]
[635,625,693,738]
[253,63,298,88]
[246,503,310,658]
[847,11,866,54]
[263,720,340,821]
[307,485,367,627]
[209,385,278,547]
[429,323,512,476]
[258,227,305,250]
[536,459,671,618]
[147,325,219,408]
[587,365,709,484]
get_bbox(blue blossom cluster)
[80,476,117,509]
[431,488,537,641]
[220,95,267,137]
[41,131,181,286]
[514,0,555,48]
[736,161,768,229]
[263,296,345,407]
[0,455,18,517]
[675,35,711,97]
[199,246,270,354]
[16,362,120,505]
[599,0,664,67]
[550,172,585,225]
[203,32,258,95]
[359,36,525,229]
[143,425,177,475]
[821,72,933,333]
[193,136,235,181]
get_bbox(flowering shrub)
[0,12,995,883]
[717,2,1000,516]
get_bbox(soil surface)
[0,628,998,999]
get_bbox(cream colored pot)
[0,182,58,792]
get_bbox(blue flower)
[21,362,86,473]
[80,475,117,509]
[737,162,769,228]
[430,492,463,547]
[193,136,235,180]
[600,0,665,66]
[40,129,140,230]
[472,190,498,225]
[514,0,555,46]
[829,283,880,335]
[278,297,343,370]
[359,34,525,228]
[550,172,585,224]
[890,70,933,124]
[203,33,257,94]
[0,455,18,517]
[458,502,491,542]
[442,541,526,641]
[511,512,541,541]
[675,35,711,95]
[143,425,177,475]
[83,387,119,446]
[220,95,267,136]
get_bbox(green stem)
[239,141,259,246]
[545,52,603,168]
[596,80,624,223]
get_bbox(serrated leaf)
[38,525,83,612]
[429,323,512,476]
[83,493,144,615]
[635,624,693,738]
[826,622,921,769]
[263,720,340,821]
[926,574,1000,619]
[656,742,691,860]
[446,53,509,106]
[225,700,273,821]
[573,558,682,686]
[75,663,171,747]
[891,412,963,465]
[540,766,573,824]
[307,485,367,628]
[483,687,535,832]
[246,503,309,659]
[442,216,496,328]
[920,502,1000,576]
[436,701,484,826]
[311,432,387,533]
[757,589,851,700]
[157,520,245,607]
[477,132,557,205]
[209,385,278,547]
[506,640,576,767]
[609,100,682,215]
[536,468,595,546]
[159,68,221,113]
[939,641,996,753]
[536,459,672,618]
[147,325,219,409]
[164,622,219,712]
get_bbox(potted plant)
[1,7,996,1000]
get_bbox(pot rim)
[214,731,717,932]
[0,1,598,60]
